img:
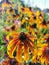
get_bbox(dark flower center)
[46,37,49,43]
[19,32,27,41]
[47,21,49,24]
[11,25,15,30]
[10,8,13,12]
[13,14,16,18]
[34,16,36,19]
[21,8,24,11]
[28,17,30,19]
[42,20,46,25]
[39,14,42,17]
[30,23,37,28]
[29,7,32,10]
[46,48,49,54]
[29,62,41,65]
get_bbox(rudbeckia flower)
[6,7,15,15]
[38,45,49,65]
[32,48,40,63]
[26,23,38,35]
[32,39,48,63]
[20,7,34,17]
[4,23,20,32]
[37,19,48,29]
[42,34,49,44]
[36,11,44,21]
[28,15,37,25]
[1,0,12,9]
[35,11,44,25]
[7,32,36,63]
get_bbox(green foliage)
[44,14,49,21]
[0,31,5,45]
[11,0,24,6]
[16,28,29,32]
[0,45,7,60]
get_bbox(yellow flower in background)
[37,39,48,48]
[19,7,34,17]
[35,11,44,25]
[32,38,48,63]
[42,34,49,44]
[2,2,11,9]
[32,37,48,64]
[4,19,21,32]
[32,48,40,63]
[37,19,48,29]
[26,22,38,35]
[21,18,27,25]
[4,24,17,32]
[6,7,15,15]
[6,15,13,23]
[28,15,37,25]
[1,0,15,9]
[7,32,36,63]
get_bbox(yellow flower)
[32,39,48,64]
[32,48,40,63]
[26,23,38,35]
[2,2,11,9]
[6,7,15,15]
[6,15,13,23]
[7,32,36,63]
[37,19,48,29]
[35,11,44,25]
[42,34,49,44]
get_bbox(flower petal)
[7,39,18,58]
[16,42,22,63]
[24,41,29,61]
[7,38,18,50]
[6,32,18,41]
[27,41,34,54]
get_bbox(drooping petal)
[24,41,29,61]
[27,41,34,54]
[6,32,19,41]
[10,41,21,58]
[16,42,22,63]
[40,57,45,64]
[45,60,48,65]
[7,38,18,50]
[7,38,18,58]
[28,38,37,48]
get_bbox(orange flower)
[6,7,15,15]
[37,19,48,29]
[36,11,44,23]
[26,23,38,35]
[7,32,36,63]
[2,2,11,9]
[38,45,49,65]
[42,34,49,44]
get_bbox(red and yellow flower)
[38,45,49,65]
[7,32,36,63]
[42,34,49,44]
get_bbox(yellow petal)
[6,32,18,41]
[27,41,34,54]
[7,39,18,58]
